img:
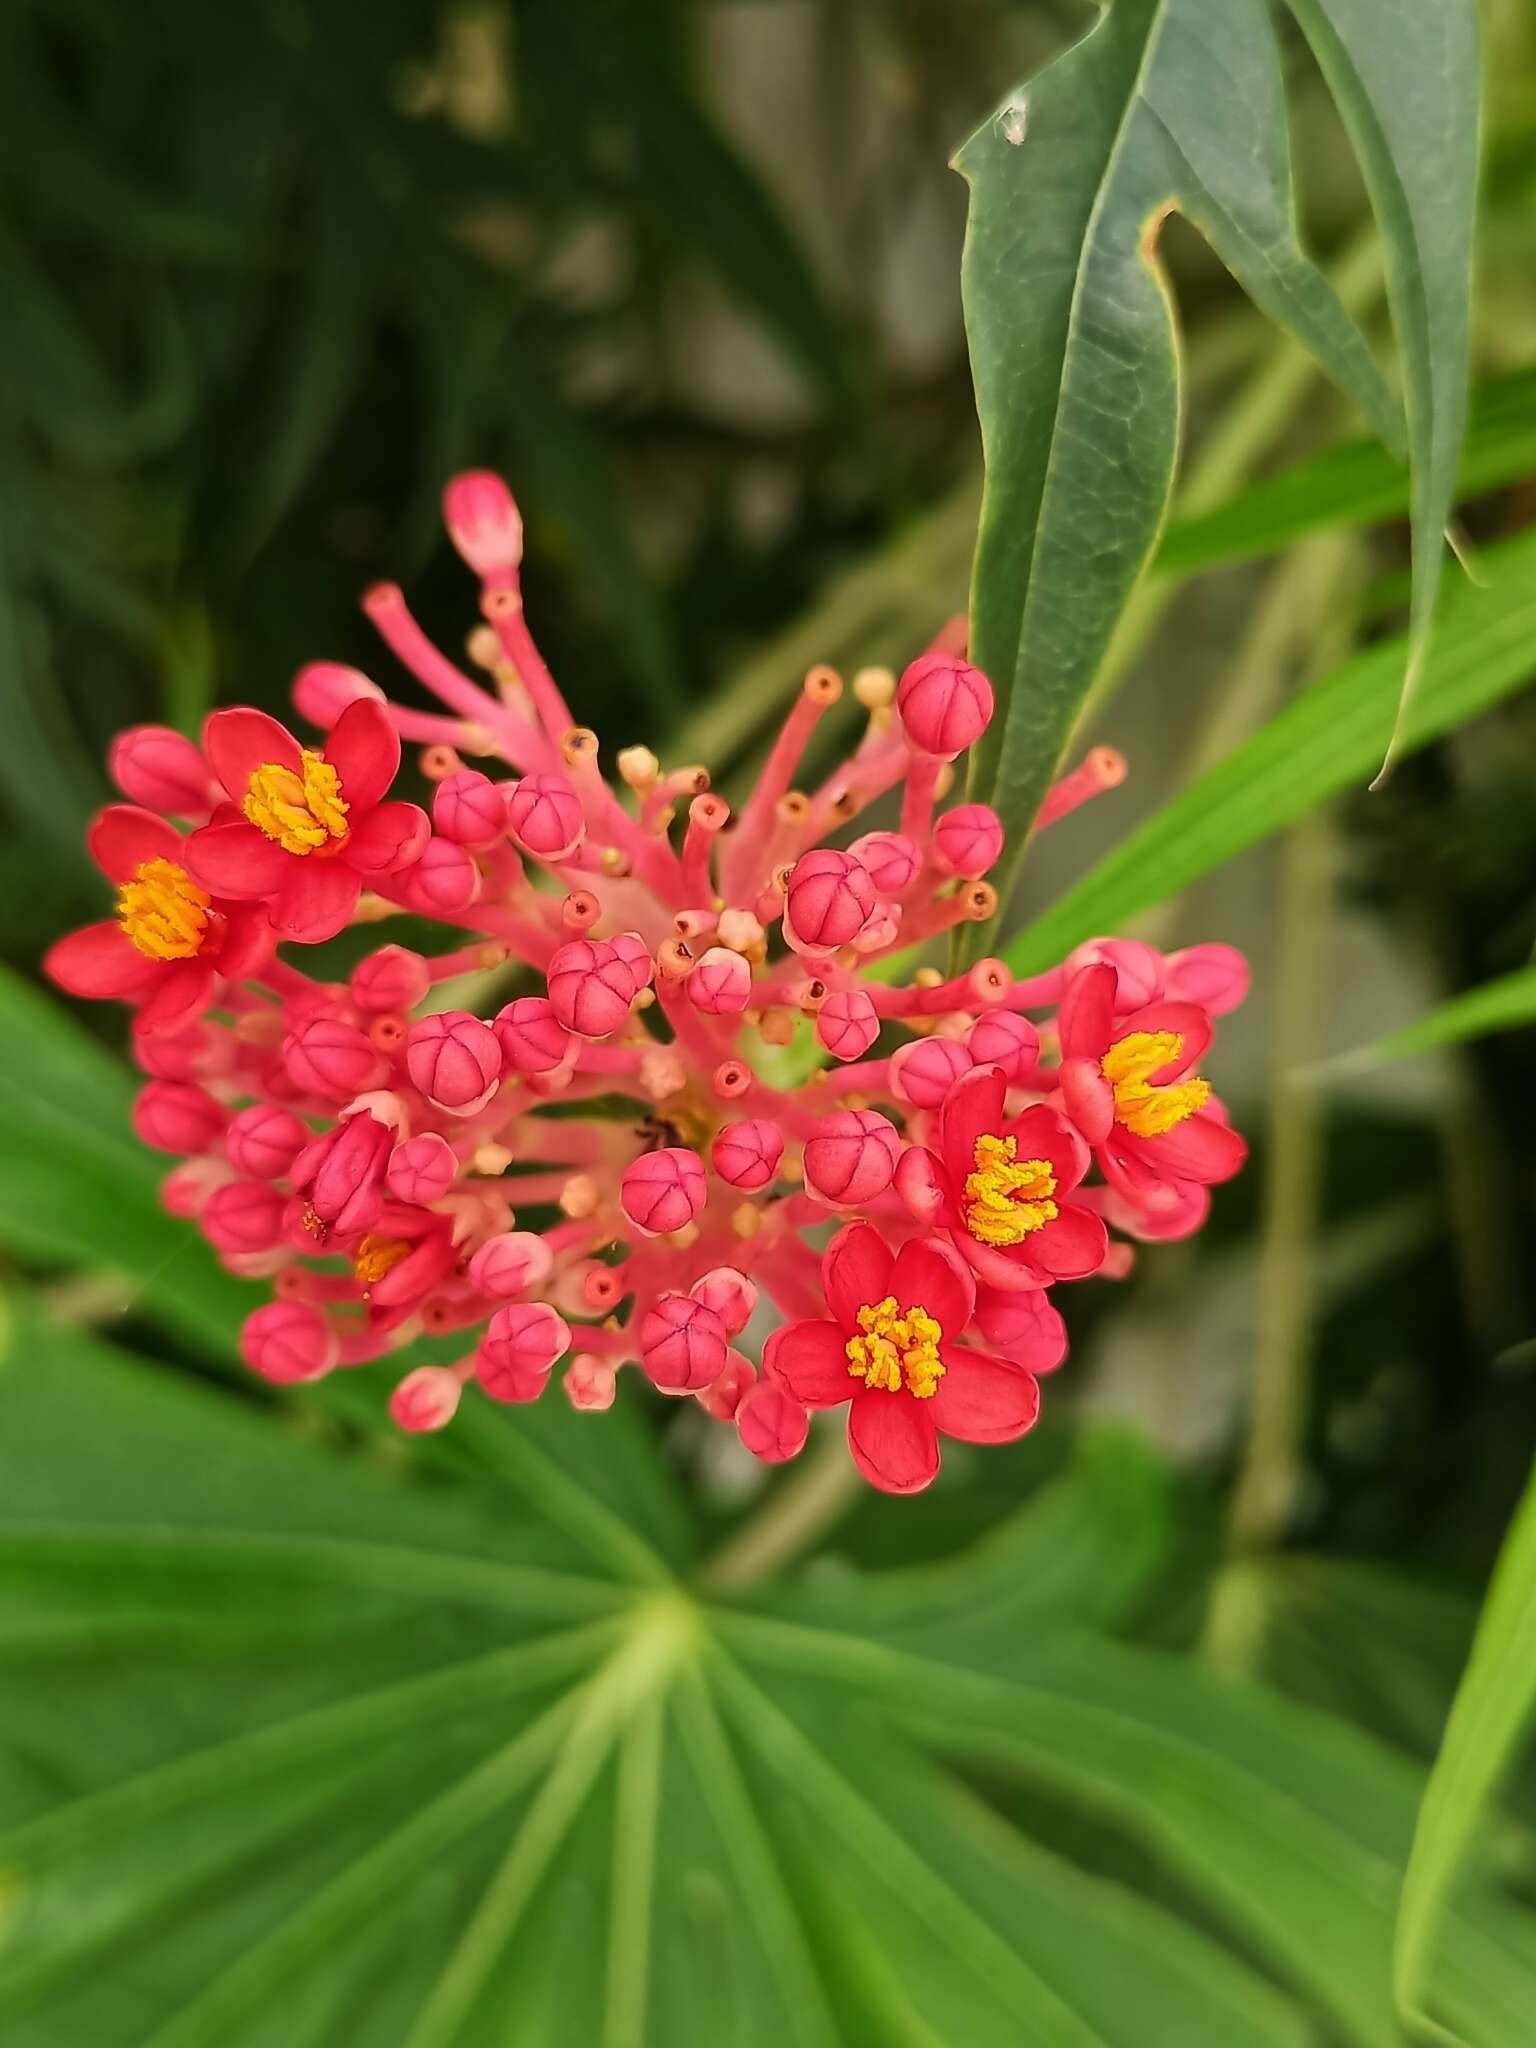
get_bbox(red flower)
[896,1064,1107,1292]
[764,1223,1040,1495]
[185,700,428,942]
[44,805,271,1033]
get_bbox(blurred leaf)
[1397,1453,1536,2045]
[1007,524,1536,976]
[1323,962,1536,1077]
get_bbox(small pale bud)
[405,1010,502,1111]
[443,471,524,582]
[225,1102,308,1180]
[620,1147,707,1237]
[890,1036,974,1109]
[506,774,584,860]
[737,1382,809,1464]
[201,1179,287,1254]
[639,1293,729,1393]
[432,768,509,847]
[967,1009,1040,1081]
[802,1109,900,1207]
[815,989,880,1063]
[565,1354,618,1411]
[689,1265,757,1336]
[495,996,573,1075]
[848,829,921,895]
[241,1301,336,1385]
[291,662,385,731]
[390,1365,463,1432]
[477,1301,570,1402]
[351,945,431,1015]
[688,946,752,1016]
[132,1080,226,1156]
[932,803,1004,879]
[711,1118,784,1191]
[468,1230,554,1299]
[386,1131,458,1206]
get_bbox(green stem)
[698,1423,860,1591]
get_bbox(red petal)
[1024,1201,1107,1281]
[203,707,302,800]
[893,1145,959,1229]
[272,860,360,942]
[822,1221,894,1327]
[1112,1001,1212,1078]
[847,1391,940,1494]
[763,1319,852,1408]
[324,697,400,810]
[1005,1102,1090,1193]
[87,806,182,885]
[1059,1057,1114,1144]
[892,1235,974,1336]
[185,820,293,897]
[939,1063,1008,1186]
[44,923,158,998]
[1058,961,1115,1058]
[931,1345,1040,1443]
[347,800,429,874]
[215,904,275,980]
[973,1286,1067,1373]
[134,960,215,1034]
[1130,1110,1246,1185]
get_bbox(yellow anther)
[1100,1030,1211,1138]
[963,1133,1057,1246]
[116,857,211,961]
[244,750,349,855]
[352,1234,410,1287]
[845,1295,945,1400]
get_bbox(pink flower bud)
[284,1018,386,1099]
[696,1352,755,1421]
[405,1010,502,1111]
[468,1230,554,1299]
[890,1036,974,1109]
[162,1158,227,1219]
[201,1178,287,1254]
[802,1109,899,1207]
[351,945,432,1015]
[290,662,385,731]
[133,1021,223,1082]
[290,1111,392,1234]
[932,803,1004,878]
[1163,943,1249,1017]
[737,1381,809,1464]
[848,830,921,895]
[639,1293,728,1392]
[966,1009,1039,1082]
[621,1146,707,1236]
[711,1119,784,1191]
[783,849,876,953]
[390,1366,463,1433]
[564,1354,617,1412]
[688,946,751,1016]
[609,931,654,993]
[505,774,583,860]
[816,988,879,1062]
[689,1265,757,1335]
[386,1132,458,1206]
[225,1102,308,1180]
[547,939,633,1038]
[241,1301,336,1385]
[1066,937,1163,1012]
[132,1080,226,1155]
[494,995,573,1075]
[477,1301,570,1402]
[443,471,524,583]
[432,769,507,848]
[896,653,994,758]
[108,725,213,814]
[400,837,480,915]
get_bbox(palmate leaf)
[956,0,1477,921]
[3,1299,1535,2047]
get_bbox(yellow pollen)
[1100,1030,1211,1138]
[116,857,212,961]
[963,1133,1057,1246]
[244,750,349,854]
[845,1296,945,1400]
[352,1235,410,1288]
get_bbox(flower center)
[244,751,349,855]
[353,1234,410,1288]
[963,1133,1057,1245]
[1100,1030,1211,1138]
[845,1295,945,1399]
[116,857,212,961]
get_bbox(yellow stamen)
[353,1235,410,1288]
[116,857,211,961]
[1100,1030,1211,1138]
[244,750,349,855]
[845,1295,945,1399]
[963,1133,1057,1246]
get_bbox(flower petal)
[822,1221,894,1328]
[1005,1102,1091,1193]
[847,1391,940,1494]
[134,960,215,1034]
[271,859,361,943]
[324,697,400,811]
[763,1319,852,1408]
[893,1144,958,1230]
[931,1345,1040,1443]
[1112,1000,1212,1078]
[939,1063,1008,1186]
[1128,1109,1247,1185]
[892,1235,974,1337]
[1023,1201,1107,1281]
[87,806,182,885]
[347,799,429,875]
[203,707,302,801]
[44,923,158,999]
[1058,961,1116,1059]
[973,1287,1067,1374]
[1058,1057,1114,1144]
[185,820,294,898]
[215,904,275,980]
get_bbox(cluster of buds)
[46,471,1248,1495]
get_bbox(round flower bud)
[816,988,879,1062]
[639,1293,729,1393]
[284,1018,386,1099]
[505,774,583,860]
[108,725,213,814]
[967,1009,1040,1082]
[737,1381,809,1464]
[443,471,524,583]
[494,995,573,1075]
[932,803,1004,878]
[896,653,995,758]
[848,830,921,895]
[389,1365,463,1433]
[432,768,508,848]
[564,1354,617,1412]
[400,837,480,916]
[132,1080,226,1156]
[711,1119,784,1192]
[405,1010,502,1111]
[161,1158,227,1219]
[290,662,385,731]
[802,1109,900,1207]
[1065,937,1163,1012]
[386,1131,458,1206]
[547,939,633,1039]
[1164,942,1250,1017]
[225,1102,308,1180]
[133,1021,224,1082]
[620,1147,707,1237]
[201,1178,287,1255]
[783,849,876,953]
[241,1301,336,1385]
[468,1230,554,1300]
[351,945,432,1015]
[688,946,751,1016]
[890,1036,974,1109]
[696,1352,755,1422]
[689,1266,757,1336]
[609,931,655,993]
[477,1301,570,1402]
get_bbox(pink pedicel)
[45,468,1249,1496]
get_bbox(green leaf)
[1325,962,1536,1076]
[955,0,1426,912]
[1396,1455,1536,2045]
[1006,524,1536,977]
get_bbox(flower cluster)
[46,471,1248,1495]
